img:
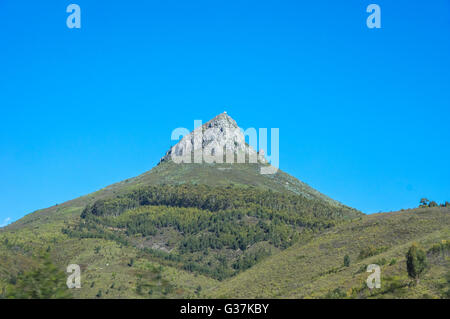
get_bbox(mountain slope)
[209,207,450,299]
[7,112,355,232]
[0,112,364,298]
[2,205,448,299]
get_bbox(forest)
[63,184,359,280]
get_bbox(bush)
[343,255,350,267]
[358,246,388,260]
[406,243,427,283]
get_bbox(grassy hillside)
[0,159,448,299]
[1,205,449,299]
[1,205,448,298]
[208,207,450,299]
[0,160,359,298]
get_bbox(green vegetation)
[358,245,388,260]
[406,244,427,283]
[63,184,357,280]
[209,207,450,298]
[419,198,449,208]
[343,255,350,267]
[80,184,358,224]
[2,254,71,299]
[0,158,448,299]
[443,271,450,298]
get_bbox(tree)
[406,243,427,283]
[343,255,351,267]
[5,254,71,299]
[428,201,438,208]
[419,198,430,208]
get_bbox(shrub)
[406,243,427,283]
[358,246,388,259]
[343,255,350,267]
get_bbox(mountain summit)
[160,112,265,164]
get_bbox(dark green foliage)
[4,254,71,299]
[65,184,360,280]
[343,254,350,267]
[358,245,388,260]
[81,184,357,225]
[233,248,271,271]
[419,198,449,208]
[406,244,427,281]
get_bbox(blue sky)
[0,1,449,225]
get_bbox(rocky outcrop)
[160,112,266,164]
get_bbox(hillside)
[0,161,360,298]
[209,207,450,299]
[1,205,448,299]
[0,112,448,299]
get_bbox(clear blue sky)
[1,1,449,225]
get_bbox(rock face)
[160,112,266,164]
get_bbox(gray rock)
[160,112,266,164]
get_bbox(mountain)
[160,112,264,164]
[143,112,350,208]
[0,112,448,299]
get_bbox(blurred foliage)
[3,254,71,299]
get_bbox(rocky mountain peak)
[160,112,265,164]
[204,111,238,129]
